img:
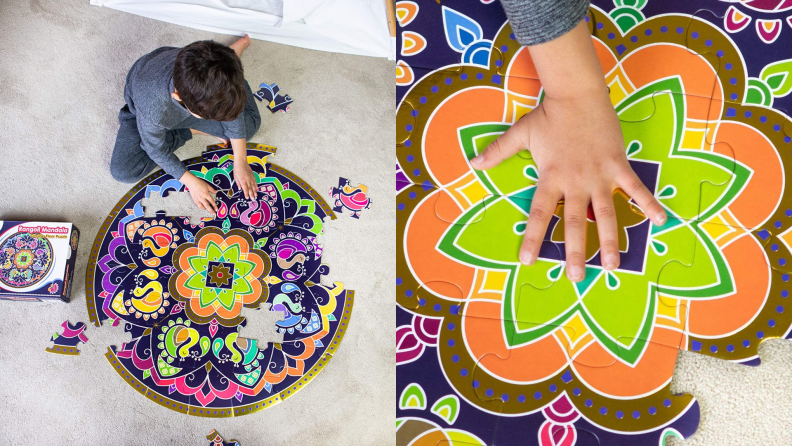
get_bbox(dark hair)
[173,40,246,122]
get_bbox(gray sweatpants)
[110,80,262,183]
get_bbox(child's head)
[172,40,246,121]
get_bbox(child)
[471,0,667,282]
[110,35,260,213]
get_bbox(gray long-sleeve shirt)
[500,0,590,46]
[123,46,246,180]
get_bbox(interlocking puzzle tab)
[46,320,88,355]
[206,429,240,446]
[140,191,215,222]
[330,177,372,219]
[254,82,293,113]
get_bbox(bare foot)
[229,34,251,58]
[190,129,228,146]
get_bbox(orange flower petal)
[621,44,723,121]
[574,327,682,397]
[464,300,568,382]
[424,87,505,186]
[688,233,770,336]
[405,189,476,298]
[713,121,784,229]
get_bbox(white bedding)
[90,0,395,59]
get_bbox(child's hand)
[180,172,218,214]
[471,92,666,282]
[234,162,258,200]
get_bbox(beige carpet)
[0,0,394,444]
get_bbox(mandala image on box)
[0,232,54,288]
[396,2,792,444]
[86,143,354,417]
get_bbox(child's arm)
[137,121,218,213]
[180,172,218,213]
[471,18,666,283]
[229,138,258,200]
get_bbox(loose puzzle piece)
[238,303,286,347]
[46,320,88,355]
[330,177,372,219]
[207,429,240,446]
[140,191,214,223]
[254,82,293,113]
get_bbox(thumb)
[469,114,532,170]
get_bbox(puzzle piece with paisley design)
[207,429,240,446]
[330,177,372,219]
[254,82,293,113]
[46,320,88,355]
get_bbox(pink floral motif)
[397,316,442,364]
[538,395,581,446]
[396,325,425,365]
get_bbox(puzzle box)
[0,221,80,302]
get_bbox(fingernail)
[604,254,618,270]
[470,155,483,167]
[569,266,584,281]
[656,212,667,225]
[520,251,534,265]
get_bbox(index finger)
[617,169,666,226]
[205,196,218,214]
[470,117,530,170]
[519,185,561,265]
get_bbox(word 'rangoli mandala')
[397,1,792,445]
[87,144,353,417]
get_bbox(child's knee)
[110,164,142,184]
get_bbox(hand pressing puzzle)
[396,1,792,444]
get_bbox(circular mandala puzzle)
[0,232,53,288]
[87,144,353,417]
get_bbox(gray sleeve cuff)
[138,121,189,180]
[221,116,246,140]
[500,0,590,46]
[167,160,188,181]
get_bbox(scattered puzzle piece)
[330,177,372,219]
[140,191,215,222]
[46,320,88,355]
[207,429,240,446]
[254,82,293,113]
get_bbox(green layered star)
[438,77,750,365]
[184,240,257,311]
